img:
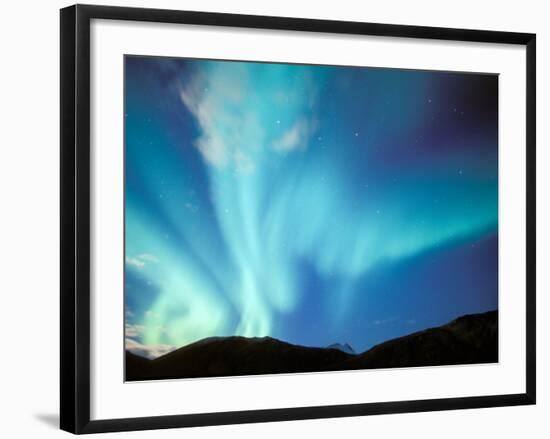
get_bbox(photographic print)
[124,55,498,381]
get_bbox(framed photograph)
[60,4,536,434]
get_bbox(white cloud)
[138,253,159,263]
[180,80,251,171]
[179,74,230,168]
[125,338,176,359]
[196,133,228,167]
[125,323,145,338]
[125,256,145,269]
[272,119,312,152]
[179,65,318,174]
[125,253,159,269]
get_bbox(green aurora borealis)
[124,56,498,359]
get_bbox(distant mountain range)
[326,342,356,355]
[126,310,497,381]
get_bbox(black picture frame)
[60,4,536,434]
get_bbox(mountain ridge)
[326,342,356,355]
[126,310,497,381]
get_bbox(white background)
[0,0,547,437]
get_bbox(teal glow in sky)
[124,56,498,359]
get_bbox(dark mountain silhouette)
[126,335,351,381]
[125,310,497,381]
[126,347,153,376]
[343,310,498,369]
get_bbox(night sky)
[124,56,498,359]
